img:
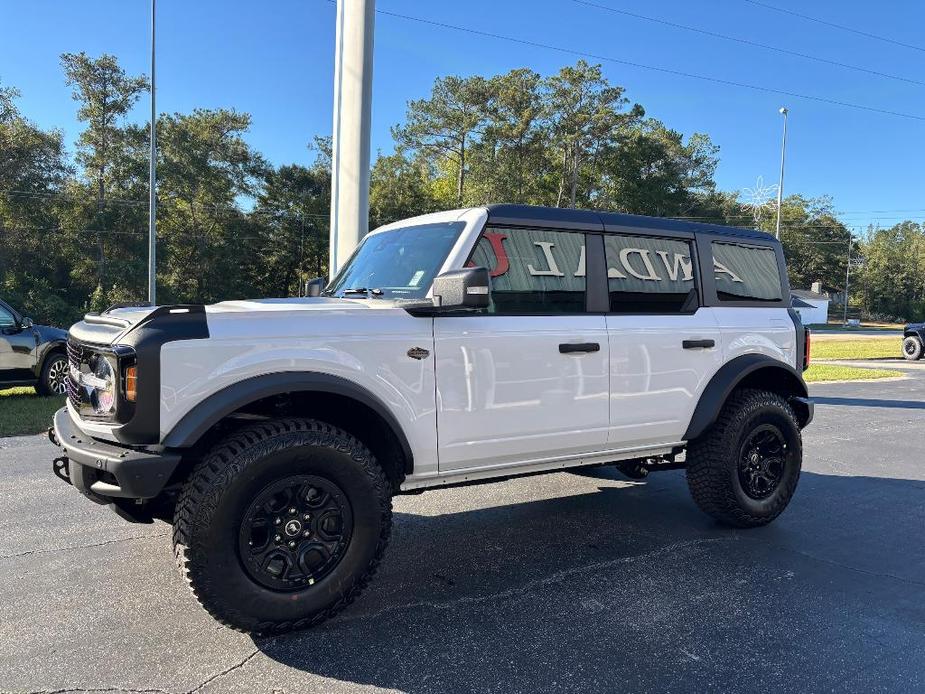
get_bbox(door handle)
[559,342,600,354]
[682,339,715,349]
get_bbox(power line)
[364,4,925,121]
[742,0,925,54]
[573,0,925,88]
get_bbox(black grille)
[66,340,85,411]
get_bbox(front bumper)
[50,407,181,500]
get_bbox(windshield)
[326,221,465,299]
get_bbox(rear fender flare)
[684,354,809,440]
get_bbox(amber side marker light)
[124,366,138,402]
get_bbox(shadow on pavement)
[812,396,925,410]
[250,469,925,693]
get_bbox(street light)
[774,106,788,240]
[148,0,157,304]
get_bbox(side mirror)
[305,277,326,297]
[20,316,34,329]
[430,267,490,311]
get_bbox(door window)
[468,228,586,314]
[604,235,697,313]
[0,305,16,328]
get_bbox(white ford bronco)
[51,204,812,633]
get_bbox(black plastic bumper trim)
[51,407,181,499]
[788,396,814,429]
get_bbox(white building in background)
[791,281,830,325]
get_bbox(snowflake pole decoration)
[741,176,779,229]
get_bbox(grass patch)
[804,364,897,383]
[0,387,64,437]
[807,322,904,331]
[812,337,901,361]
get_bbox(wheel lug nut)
[274,535,281,542]
[303,530,310,537]
[303,514,310,520]
[288,541,296,548]
[289,508,296,514]
[274,518,281,525]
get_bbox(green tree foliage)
[155,109,267,303]
[393,75,492,204]
[858,222,925,320]
[0,82,73,325]
[60,52,149,287]
[768,196,853,292]
[1,55,920,324]
[253,160,330,296]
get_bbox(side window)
[604,235,696,313]
[712,242,783,302]
[0,305,16,328]
[468,227,586,314]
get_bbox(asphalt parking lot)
[2,373,924,694]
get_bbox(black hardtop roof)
[485,203,777,243]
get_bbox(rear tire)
[173,418,392,634]
[902,335,923,361]
[36,352,67,396]
[686,389,802,528]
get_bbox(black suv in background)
[0,299,68,395]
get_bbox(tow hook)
[52,456,71,485]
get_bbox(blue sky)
[2,0,924,233]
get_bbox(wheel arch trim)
[161,372,415,474]
[684,354,810,441]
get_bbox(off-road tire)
[173,418,392,634]
[36,352,68,396]
[902,335,923,361]
[686,389,801,528]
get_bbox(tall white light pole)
[148,0,157,304]
[774,106,788,240]
[328,0,375,277]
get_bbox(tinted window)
[712,242,783,302]
[605,235,696,313]
[326,222,465,299]
[0,305,15,328]
[469,228,585,314]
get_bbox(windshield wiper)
[341,287,384,298]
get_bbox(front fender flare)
[161,372,414,473]
[684,354,810,441]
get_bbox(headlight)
[87,353,116,415]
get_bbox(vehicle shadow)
[811,395,925,410]
[251,469,925,693]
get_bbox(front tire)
[686,389,802,528]
[902,335,923,361]
[36,352,68,396]
[173,418,392,634]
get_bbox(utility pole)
[328,0,375,277]
[843,235,852,325]
[148,0,157,304]
[775,107,788,240]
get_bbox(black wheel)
[902,335,923,361]
[173,418,392,634]
[686,389,802,528]
[36,352,68,396]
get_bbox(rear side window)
[712,242,783,302]
[468,227,585,314]
[605,235,697,313]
